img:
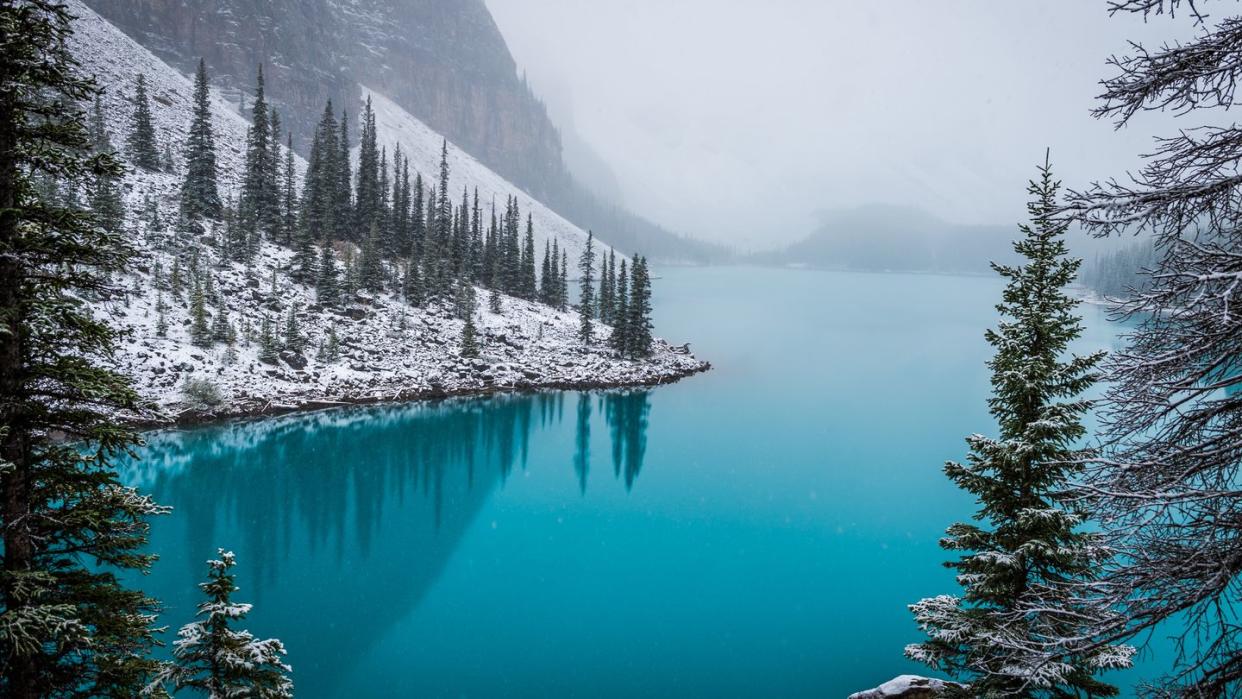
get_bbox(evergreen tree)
[264,106,282,239]
[559,248,570,312]
[281,132,297,247]
[301,101,338,243]
[161,139,175,172]
[181,59,222,219]
[258,315,278,363]
[403,260,425,308]
[87,97,125,234]
[150,550,293,697]
[283,304,304,353]
[598,249,614,323]
[359,221,384,292]
[156,295,169,338]
[0,5,167,693]
[126,73,160,170]
[212,300,231,344]
[540,240,553,305]
[317,324,340,363]
[190,277,212,347]
[578,232,596,344]
[315,244,337,304]
[522,213,537,299]
[333,109,352,242]
[611,258,630,354]
[355,96,380,232]
[625,256,653,358]
[906,156,1132,696]
[461,312,479,358]
[238,65,272,255]
[488,285,502,314]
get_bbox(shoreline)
[126,357,711,430]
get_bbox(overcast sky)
[484,1,1203,251]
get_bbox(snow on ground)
[360,86,610,264]
[67,0,707,425]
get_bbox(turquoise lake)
[119,266,1171,697]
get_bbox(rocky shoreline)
[127,352,710,428]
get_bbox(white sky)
[485,0,1204,251]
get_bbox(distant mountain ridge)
[756,204,1019,275]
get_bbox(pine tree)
[315,244,337,304]
[87,98,125,234]
[156,295,169,338]
[126,73,160,170]
[359,221,384,292]
[333,109,352,242]
[578,232,596,344]
[238,65,272,255]
[301,101,337,243]
[598,249,614,323]
[281,132,297,246]
[488,286,502,315]
[283,304,304,353]
[318,324,340,362]
[181,59,222,219]
[190,277,212,347]
[150,550,293,697]
[906,156,1132,696]
[461,312,480,358]
[0,5,167,693]
[625,256,653,358]
[404,260,425,308]
[258,315,278,363]
[521,213,537,299]
[211,301,231,344]
[355,96,380,232]
[611,258,630,354]
[559,248,570,312]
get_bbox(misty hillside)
[756,204,1019,275]
[65,0,704,420]
[82,0,719,263]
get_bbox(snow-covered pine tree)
[356,97,380,232]
[360,221,385,292]
[611,258,630,354]
[1061,6,1242,694]
[238,65,271,257]
[87,97,126,234]
[404,259,425,308]
[190,278,212,348]
[457,311,474,357]
[598,249,613,323]
[281,132,297,247]
[258,315,278,364]
[626,256,653,358]
[126,73,160,170]
[559,248,570,312]
[314,244,336,303]
[301,101,338,243]
[264,107,283,241]
[522,213,537,299]
[283,304,304,353]
[0,5,168,692]
[906,155,1132,696]
[181,59,222,219]
[149,550,292,697]
[578,231,597,344]
[333,109,352,242]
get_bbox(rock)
[343,306,368,321]
[848,676,965,699]
[520,368,541,380]
[279,350,308,370]
[258,353,278,366]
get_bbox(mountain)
[66,0,705,422]
[755,204,1019,275]
[79,0,722,263]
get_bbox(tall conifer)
[126,73,159,170]
[181,58,222,219]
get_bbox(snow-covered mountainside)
[66,0,706,424]
[359,86,606,265]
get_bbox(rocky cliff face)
[81,0,566,198]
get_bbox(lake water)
[120,266,1168,697]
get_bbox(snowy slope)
[360,86,611,264]
[64,0,706,424]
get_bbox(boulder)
[279,350,308,370]
[848,676,964,699]
[343,306,368,321]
